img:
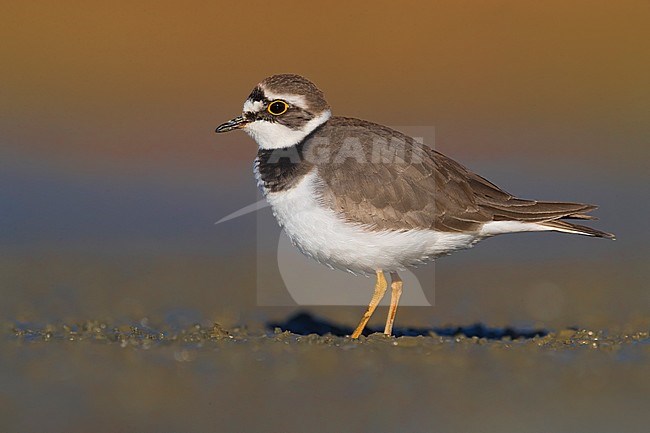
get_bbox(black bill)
[215,116,249,133]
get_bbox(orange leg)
[383,272,403,336]
[351,270,387,338]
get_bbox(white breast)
[257,169,478,275]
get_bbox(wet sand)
[1,253,649,432]
[3,318,649,433]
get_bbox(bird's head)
[216,74,331,149]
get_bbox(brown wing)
[312,117,491,232]
[312,117,606,235]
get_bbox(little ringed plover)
[216,74,614,338]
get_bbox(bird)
[215,74,614,339]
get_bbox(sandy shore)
[1,253,648,432]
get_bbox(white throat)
[244,110,331,150]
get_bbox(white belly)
[260,170,478,274]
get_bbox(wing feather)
[310,117,603,234]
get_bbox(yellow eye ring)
[267,100,289,116]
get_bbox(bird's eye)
[267,100,289,116]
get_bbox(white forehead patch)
[243,99,264,113]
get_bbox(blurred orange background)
[2,0,648,172]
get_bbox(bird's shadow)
[268,311,548,339]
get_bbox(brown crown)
[260,74,330,113]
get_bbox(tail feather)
[466,169,613,239]
[541,220,616,239]
[563,213,597,220]
[481,201,598,223]
[479,199,614,239]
